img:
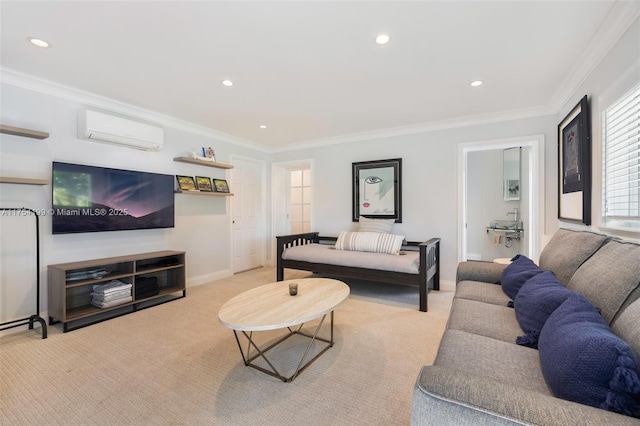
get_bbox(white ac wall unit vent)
[78,109,164,151]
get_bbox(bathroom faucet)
[507,208,519,223]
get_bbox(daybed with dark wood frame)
[276,232,440,312]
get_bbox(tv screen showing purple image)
[52,162,175,234]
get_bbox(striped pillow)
[358,216,395,233]
[335,231,404,255]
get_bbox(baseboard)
[187,269,233,288]
[438,279,455,292]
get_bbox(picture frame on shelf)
[176,175,198,191]
[352,158,402,222]
[558,95,591,225]
[195,176,213,192]
[213,179,230,193]
[202,147,216,162]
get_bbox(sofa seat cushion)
[538,228,608,285]
[567,239,640,325]
[434,330,550,395]
[446,298,524,344]
[500,255,544,300]
[513,270,575,348]
[455,280,512,306]
[539,293,640,417]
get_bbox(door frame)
[230,154,267,273]
[457,134,545,263]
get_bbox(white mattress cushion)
[282,243,419,274]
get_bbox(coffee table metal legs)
[232,311,335,382]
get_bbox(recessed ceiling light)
[375,34,390,45]
[470,80,483,87]
[259,125,267,129]
[221,79,234,87]
[27,37,50,48]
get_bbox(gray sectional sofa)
[412,228,640,425]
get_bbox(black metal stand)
[0,207,47,339]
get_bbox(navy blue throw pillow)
[538,293,640,417]
[500,254,544,300]
[513,270,574,348]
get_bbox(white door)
[232,158,263,273]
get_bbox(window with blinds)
[602,83,640,231]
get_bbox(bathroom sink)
[489,220,522,230]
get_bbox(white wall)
[270,16,640,281]
[556,16,640,239]
[271,115,558,284]
[0,83,267,326]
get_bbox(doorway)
[458,135,545,263]
[271,159,313,258]
[287,168,312,234]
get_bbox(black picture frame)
[352,158,402,222]
[213,179,230,193]
[176,175,197,191]
[195,176,213,192]
[558,95,591,225]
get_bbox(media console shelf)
[173,157,233,169]
[48,250,186,332]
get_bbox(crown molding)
[272,105,553,153]
[0,67,269,153]
[548,1,640,114]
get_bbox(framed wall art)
[352,158,402,222]
[195,176,213,192]
[558,95,591,225]
[176,175,197,191]
[213,179,230,193]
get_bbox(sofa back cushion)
[500,255,544,300]
[612,298,640,361]
[538,293,640,417]
[538,229,608,285]
[567,239,640,325]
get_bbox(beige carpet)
[1,267,453,426]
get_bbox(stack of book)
[91,280,132,308]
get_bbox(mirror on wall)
[503,147,521,201]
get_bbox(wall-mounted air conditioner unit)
[77,109,164,151]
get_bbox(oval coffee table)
[219,278,349,382]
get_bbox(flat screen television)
[52,162,175,234]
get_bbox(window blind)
[602,84,640,229]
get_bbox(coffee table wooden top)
[218,278,350,331]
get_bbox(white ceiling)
[0,1,636,150]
